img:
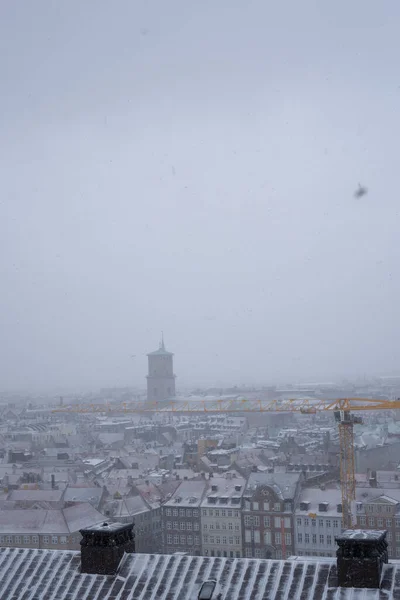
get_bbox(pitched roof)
[0,549,398,599]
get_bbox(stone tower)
[146,334,176,402]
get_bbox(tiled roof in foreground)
[0,548,399,600]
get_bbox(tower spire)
[160,331,165,350]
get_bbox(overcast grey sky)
[1,1,400,393]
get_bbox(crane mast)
[335,411,363,529]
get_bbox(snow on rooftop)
[0,549,398,599]
[338,529,386,541]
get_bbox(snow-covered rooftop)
[0,549,398,599]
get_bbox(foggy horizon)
[1,1,400,393]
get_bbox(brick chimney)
[336,529,388,589]
[80,522,135,575]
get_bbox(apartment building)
[200,474,245,558]
[355,489,400,559]
[162,480,208,555]
[294,488,343,557]
[0,503,103,550]
[242,472,302,559]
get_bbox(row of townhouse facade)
[161,473,400,560]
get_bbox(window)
[285,533,291,545]
[274,503,280,512]
[0,537,4,543]
[298,533,303,543]
[254,530,260,543]
[204,535,208,543]
[244,516,252,526]
[305,534,310,544]
[325,520,331,528]
[186,509,192,517]
[377,518,383,527]
[167,522,172,530]
[203,524,208,530]
[275,532,281,545]
[252,502,259,511]
[327,535,332,545]
[173,509,178,517]
[23,536,30,544]
[215,510,220,517]
[360,516,366,526]
[397,548,400,558]
[222,523,226,530]
[274,517,281,528]
[386,519,392,527]
[173,522,178,529]
[368,517,374,527]
[320,534,324,544]
[43,536,49,544]
[229,537,233,545]
[187,522,192,531]
[216,523,220,530]
[234,511,239,518]
[32,536,38,544]
[264,516,270,527]
[388,532,392,541]
[284,517,290,528]
[386,506,392,514]
[395,518,400,528]
[15,536,21,544]
[180,522,185,530]
[255,548,262,558]
[235,524,239,531]
[166,509,172,516]
[245,548,252,557]
[167,535,172,544]
[187,536,193,545]
[276,549,282,559]
[174,535,179,544]
[396,532,400,542]
[202,509,207,516]
[264,502,270,511]
[253,516,260,526]
[227,510,232,517]
[311,519,316,527]
[235,536,240,545]
[51,536,58,544]
[180,535,185,544]
[312,534,317,544]
[297,518,302,526]
[284,502,291,512]
[221,510,226,517]
[216,537,221,544]
[304,518,309,527]
[264,531,271,544]
[222,536,227,544]
[179,509,185,517]
[210,524,214,530]
[319,519,324,527]
[60,536,67,544]
[193,510,199,517]
[194,523,199,531]
[333,520,339,528]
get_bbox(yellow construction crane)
[54,396,400,529]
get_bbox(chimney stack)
[336,529,388,589]
[51,474,55,489]
[80,522,135,575]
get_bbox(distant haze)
[1,1,400,392]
